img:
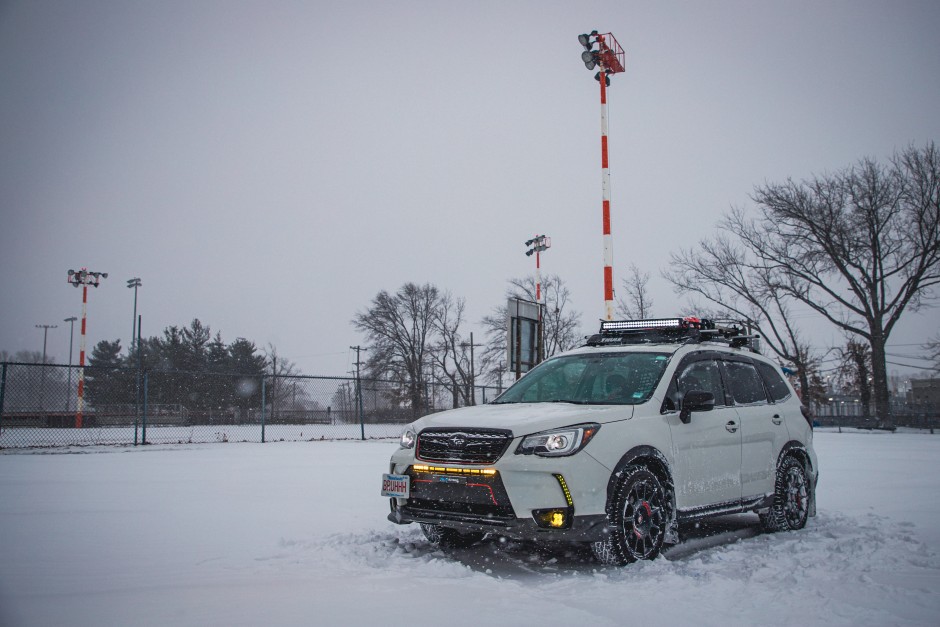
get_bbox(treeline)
[85,319,268,411]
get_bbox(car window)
[723,361,768,405]
[494,351,672,405]
[755,361,792,402]
[676,360,727,406]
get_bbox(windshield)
[494,351,672,405]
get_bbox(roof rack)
[584,317,761,351]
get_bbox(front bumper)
[386,448,613,542]
[388,498,609,541]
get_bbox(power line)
[887,359,937,370]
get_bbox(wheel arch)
[606,445,675,508]
[779,440,813,474]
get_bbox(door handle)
[726,421,738,433]
[772,414,782,425]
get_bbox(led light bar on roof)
[601,318,684,331]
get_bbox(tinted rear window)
[755,361,792,403]
[723,361,768,405]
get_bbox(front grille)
[416,428,513,464]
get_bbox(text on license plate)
[381,473,410,498]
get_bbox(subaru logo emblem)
[451,436,466,448]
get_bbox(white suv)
[382,317,818,565]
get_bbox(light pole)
[127,278,141,351]
[525,235,551,364]
[35,324,57,411]
[64,316,77,412]
[460,332,483,405]
[578,30,626,321]
[67,268,108,428]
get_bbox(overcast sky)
[1,0,938,377]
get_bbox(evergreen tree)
[227,338,266,417]
[85,340,132,407]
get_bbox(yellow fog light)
[533,508,571,530]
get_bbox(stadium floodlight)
[576,30,626,321]
[65,267,108,428]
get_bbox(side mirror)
[679,390,715,424]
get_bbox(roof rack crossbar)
[584,317,761,351]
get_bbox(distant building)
[910,378,940,406]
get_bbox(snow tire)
[592,465,667,566]
[761,456,809,533]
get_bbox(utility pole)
[35,324,57,412]
[350,345,367,439]
[495,362,506,396]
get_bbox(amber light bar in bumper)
[411,464,497,476]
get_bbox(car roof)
[560,341,775,364]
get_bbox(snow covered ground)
[1,429,938,626]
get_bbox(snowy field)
[1,430,939,627]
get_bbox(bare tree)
[264,344,310,415]
[926,334,940,373]
[837,339,873,416]
[353,283,441,417]
[665,234,820,398]
[479,274,583,387]
[733,143,940,423]
[616,263,654,319]
[431,292,474,408]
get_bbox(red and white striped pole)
[67,267,107,428]
[599,69,614,321]
[579,31,624,321]
[76,282,88,428]
[524,235,551,363]
[535,243,542,304]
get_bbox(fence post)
[357,377,365,441]
[142,371,149,445]
[261,376,266,443]
[0,363,7,436]
[135,316,142,446]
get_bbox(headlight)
[399,428,417,449]
[515,423,600,457]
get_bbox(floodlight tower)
[578,30,626,321]
[67,268,108,428]
[525,235,551,363]
[524,235,551,306]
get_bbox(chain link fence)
[810,400,940,431]
[0,362,504,449]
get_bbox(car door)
[667,356,742,509]
[722,358,782,500]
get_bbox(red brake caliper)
[634,501,652,539]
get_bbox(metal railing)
[0,362,503,449]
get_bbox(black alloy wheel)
[593,466,667,565]
[761,456,809,532]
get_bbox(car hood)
[409,402,634,437]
